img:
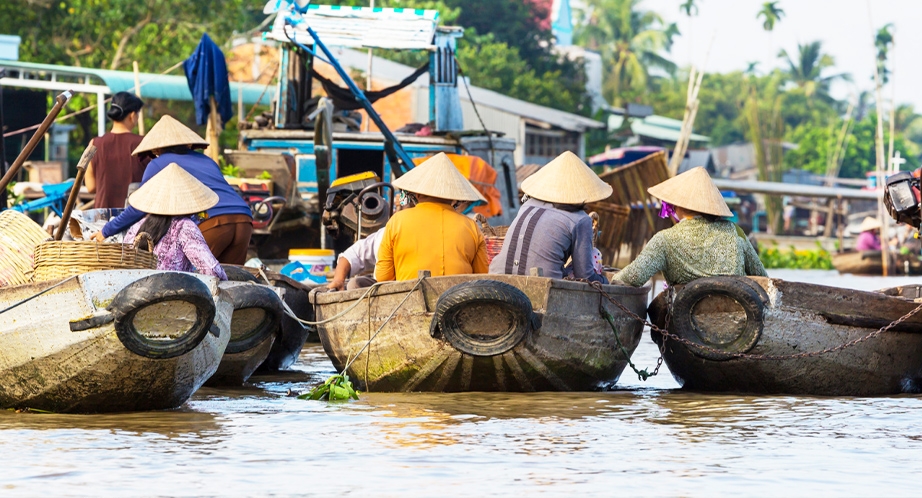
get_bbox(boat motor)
[321,171,394,241]
[884,170,922,228]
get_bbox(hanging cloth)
[310,62,430,111]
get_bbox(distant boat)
[0,270,232,413]
[832,250,922,276]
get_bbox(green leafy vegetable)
[298,374,359,401]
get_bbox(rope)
[244,62,280,123]
[341,278,423,373]
[589,281,922,362]
[0,276,78,315]
[258,267,387,326]
[2,60,186,138]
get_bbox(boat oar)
[0,90,73,195]
[54,144,97,241]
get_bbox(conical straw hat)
[647,166,733,217]
[128,163,219,215]
[520,151,612,204]
[393,152,486,202]
[858,216,882,232]
[132,115,209,155]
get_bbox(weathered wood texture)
[312,275,649,392]
[258,274,316,371]
[649,277,922,395]
[0,270,232,412]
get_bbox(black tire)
[430,280,534,357]
[223,283,284,354]
[108,273,216,360]
[222,264,260,283]
[671,276,768,361]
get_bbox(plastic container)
[280,261,328,284]
[287,249,335,282]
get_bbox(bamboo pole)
[869,9,889,276]
[54,144,96,241]
[132,61,145,135]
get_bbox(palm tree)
[777,41,850,104]
[575,0,678,106]
[757,1,784,32]
[679,0,699,64]
[875,23,894,84]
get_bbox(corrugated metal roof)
[464,86,604,133]
[268,5,440,50]
[0,60,275,104]
[609,114,710,142]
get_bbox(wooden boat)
[205,281,284,386]
[221,265,315,372]
[647,276,922,395]
[0,270,232,413]
[832,250,922,276]
[256,273,315,371]
[310,274,649,392]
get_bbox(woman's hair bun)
[107,92,144,122]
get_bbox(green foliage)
[298,374,359,401]
[756,1,785,32]
[574,0,678,106]
[759,242,833,270]
[257,171,273,180]
[219,158,241,178]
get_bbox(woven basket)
[475,214,509,264]
[32,232,158,282]
[0,210,51,287]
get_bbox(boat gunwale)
[310,274,649,305]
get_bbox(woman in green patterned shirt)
[613,167,767,287]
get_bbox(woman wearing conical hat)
[123,163,227,279]
[489,151,611,283]
[612,167,767,287]
[854,216,882,251]
[374,153,489,281]
[91,115,254,265]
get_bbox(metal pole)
[0,69,6,209]
[97,91,106,137]
[0,90,72,194]
[301,25,415,175]
[133,61,145,135]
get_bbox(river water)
[2,270,921,496]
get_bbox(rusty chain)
[589,281,922,362]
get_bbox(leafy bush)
[759,242,833,269]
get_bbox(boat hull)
[648,277,922,395]
[206,281,283,386]
[258,275,314,371]
[832,250,922,276]
[0,270,232,412]
[312,275,649,392]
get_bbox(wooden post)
[132,61,145,135]
[204,96,222,162]
[54,144,97,240]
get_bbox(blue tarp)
[184,34,233,126]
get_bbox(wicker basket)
[0,210,52,287]
[475,214,508,264]
[32,232,158,282]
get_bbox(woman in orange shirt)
[375,153,488,281]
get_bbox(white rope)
[258,268,387,326]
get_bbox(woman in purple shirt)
[855,217,882,251]
[92,115,253,264]
[124,162,227,280]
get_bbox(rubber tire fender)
[107,272,216,360]
[671,276,769,361]
[430,280,535,357]
[222,264,260,283]
[223,283,284,354]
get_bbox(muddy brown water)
[2,270,921,495]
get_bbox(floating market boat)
[647,276,922,396]
[205,281,284,386]
[221,265,315,372]
[0,270,232,413]
[310,275,649,392]
[832,250,922,276]
[257,272,315,371]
